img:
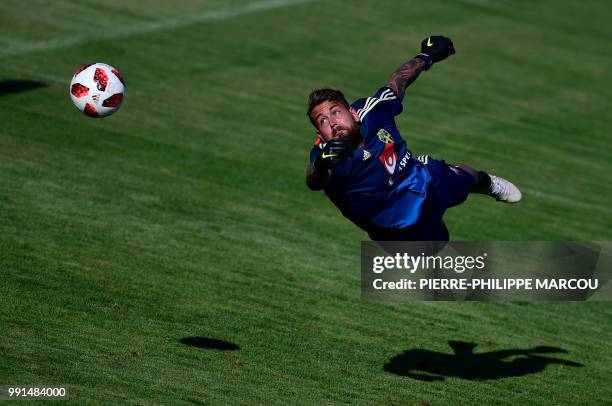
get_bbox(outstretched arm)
[387,35,456,101]
[386,58,428,101]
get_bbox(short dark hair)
[307,88,350,127]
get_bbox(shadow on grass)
[0,80,47,96]
[384,341,583,381]
[180,336,239,351]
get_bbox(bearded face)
[311,100,361,143]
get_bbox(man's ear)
[350,107,360,123]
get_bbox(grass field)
[1,0,612,404]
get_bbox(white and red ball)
[69,62,125,118]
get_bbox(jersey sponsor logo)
[397,151,412,172]
[321,153,336,159]
[376,129,394,144]
[363,150,372,161]
[427,37,434,47]
[379,143,397,175]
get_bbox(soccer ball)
[69,62,125,118]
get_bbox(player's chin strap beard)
[335,125,362,147]
[329,126,362,148]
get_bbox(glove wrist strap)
[414,53,433,71]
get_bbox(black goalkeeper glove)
[314,138,354,171]
[415,35,455,70]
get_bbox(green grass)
[1,0,611,404]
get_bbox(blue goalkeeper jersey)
[310,86,432,231]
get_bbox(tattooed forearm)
[386,58,427,100]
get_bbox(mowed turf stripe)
[0,0,313,58]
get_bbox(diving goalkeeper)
[305,36,521,242]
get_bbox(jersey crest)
[377,128,394,144]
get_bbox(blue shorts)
[367,157,475,242]
[423,156,476,210]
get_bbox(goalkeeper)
[306,36,521,241]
